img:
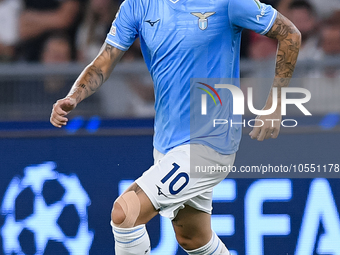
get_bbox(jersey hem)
[260,9,278,35]
[154,138,190,154]
[190,140,239,155]
[154,140,239,156]
[105,38,129,51]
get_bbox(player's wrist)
[65,96,78,108]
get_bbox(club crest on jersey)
[191,12,215,30]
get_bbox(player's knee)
[175,233,202,250]
[111,191,141,228]
[175,234,190,250]
[111,202,126,226]
[175,227,212,250]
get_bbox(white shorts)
[135,144,235,220]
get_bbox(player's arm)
[50,43,124,128]
[250,12,301,141]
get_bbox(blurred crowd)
[245,0,340,114]
[1,0,339,64]
[245,0,340,62]
[0,0,339,117]
[0,0,142,63]
[0,0,155,118]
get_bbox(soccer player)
[50,0,301,254]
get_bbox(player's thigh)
[113,182,159,226]
[135,144,235,219]
[172,205,212,249]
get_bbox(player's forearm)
[271,14,301,80]
[265,12,301,106]
[67,64,104,104]
[67,44,124,104]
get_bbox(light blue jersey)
[106,0,277,154]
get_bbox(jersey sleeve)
[228,0,277,35]
[105,0,140,51]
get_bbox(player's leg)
[169,144,233,254]
[110,146,168,255]
[111,182,158,226]
[172,205,230,255]
[111,182,158,255]
[111,143,234,254]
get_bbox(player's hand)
[249,108,282,141]
[50,97,77,128]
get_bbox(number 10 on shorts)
[161,163,189,195]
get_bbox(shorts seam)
[135,179,161,211]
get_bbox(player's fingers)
[264,128,274,140]
[50,104,62,128]
[250,126,261,139]
[257,127,269,141]
[53,114,68,124]
[50,98,75,128]
[50,111,68,126]
[50,117,67,128]
[50,116,62,128]
[52,119,68,128]
[271,127,280,139]
[54,105,68,116]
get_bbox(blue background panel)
[0,131,340,255]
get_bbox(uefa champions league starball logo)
[0,162,94,254]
